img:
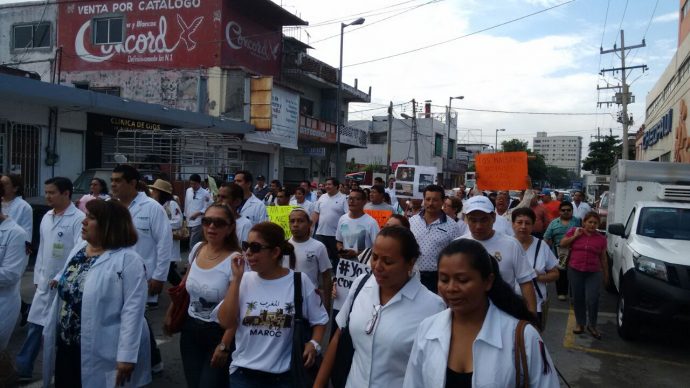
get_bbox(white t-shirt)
[314,192,348,236]
[230,270,329,374]
[493,215,515,236]
[184,187,212,227]
[458,232,535,287]
[284,237,332,286]
[289,198,315,216]
[521,238,558,312]
[235,215,251,244]
[185,243,238,322]
[335,213,380,253]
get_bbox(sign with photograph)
[394,164,438,199]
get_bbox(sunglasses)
[201,217,230,228]
[242,241,273,253]
[365,305,382,335]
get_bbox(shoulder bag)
[291,271,318,387]
[514,320,530,388]
[330,273,372,388]
[165,244,200,334]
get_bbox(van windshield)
[637,207,690,240]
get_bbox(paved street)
[8,264,690,387]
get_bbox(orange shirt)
[543,200,561,223]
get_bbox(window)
[91,86,122,96]
[447,139,454,159]
[434,134,443,157]
[93,17,124,44]
[13,22,51,49]
[369,132,387,145]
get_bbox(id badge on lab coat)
[52,242,65,259]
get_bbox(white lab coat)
[28,203,85,327]
[164,200,183,261]
[239,194,268,226]
[128,192,172,282]
[42,242,151,388]
[0,218,28,349]
[2,196,33,242]
[403,303,559,388]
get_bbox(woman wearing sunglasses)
[315,226,446,388]
[165,204,240,388]
[218,222,328,388]
[403,239,558,388]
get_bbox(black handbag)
[291,271,316,388]
[330,273,372,388]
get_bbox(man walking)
[217,182,252,245]
[252,175,269,200]
[572,190,592,220]
[313,177,348,267]
[336,188,380,260]
[184,174,211,248]
[16,177,84,381]
[233,170,268,226]
[364,185,395,213]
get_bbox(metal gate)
[0,120,41,197]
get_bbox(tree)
[500,138,547,184]
[545,165,571,188]
[582,135,621,175]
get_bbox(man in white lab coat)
[15,177,85,381]
[111,165,172,374]
[233,170,268,226]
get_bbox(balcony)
[298,115,367,148]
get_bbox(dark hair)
[326,177,340,187]
[349,188,366,200]
[45,177,74,198]
[270,179,281,187]
[153,189,173,205]
[91,178,109,195]
[511,207,536,223]
[220,182,243,202]
[377,226,420,263]
[300,180,311,187]
[294,187,306,195]
[189,174,201,183]
[583,210,600,223]
[250,222,296,269]
[85,200,138,249]
[438,239,538,327]
[574,190,584,196]
[423,184,445,199]
[113,165,140,183]
[383,192,392,204]
[203,204,240,252]
[371,185,385,195]
[387,214,410,229]
[445,196,463,214]
[235,170,253,184]
[374,177,384,184]
[7,174,24,196]
[559,201,573,211]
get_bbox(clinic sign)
[643,108,673,150]
[58,0,282,75]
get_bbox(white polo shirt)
[314,192,348,237]
[410,211,464,272]
[336,274,446,388]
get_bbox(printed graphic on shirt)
[494,252,503,261]
[339,223,367,252]
[242,300,295,337]
[187,279,226,320]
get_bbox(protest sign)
[475,151,528,191]
[267,205,297,239]
[394,164,438,199]
[333,258,372,310]
[364,209,393,228]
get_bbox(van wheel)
[616,279,639,340]
[605,252,617,294]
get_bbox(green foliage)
[545,165,572,188]
[501,139,529,152]
[582,135,622,175]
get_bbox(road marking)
[562,308,690,367]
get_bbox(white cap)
[464,196,495,214]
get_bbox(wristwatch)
[218,343,230,353]
[309,339,322,355]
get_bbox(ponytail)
[281,239,296,269]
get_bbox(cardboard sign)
[394,164,438,199]
[333,258,372,310]
[475,152,528,191]
[266,205,297,239]
[364,209,393,228]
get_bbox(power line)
[343,0,576,68]
[616,0,629,39]
[643,0,660,39]
[428,104,612,117]
[304,0,432,28]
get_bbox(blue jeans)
[229,367,291,388]
[568,268,602,327]
[189,225,203,249]
[15,322,43,376]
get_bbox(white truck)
[606,160,690,339]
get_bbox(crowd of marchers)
[0,168,609,387]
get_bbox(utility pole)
[386,101,393,175]
[599,30,647,160]
[412,99,419,164]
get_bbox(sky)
[275,0,679,154]
[0,0,680,160]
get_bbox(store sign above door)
[89,113,172,133]
[642,108,673,150]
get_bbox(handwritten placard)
[333,258,372,310]
[475,151,528,191]
[267,205,297,239]
[364,210,393,228]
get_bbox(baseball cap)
[257,175,266,181]
[464,196,495,214]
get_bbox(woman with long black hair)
[403,239,558,388]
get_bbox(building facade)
[532,132,582,176]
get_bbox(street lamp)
[495,128,505,151]
[335,17,365,179]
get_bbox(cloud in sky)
[652,12,679,24]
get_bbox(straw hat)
[148,179,173,194]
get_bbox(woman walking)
[543,201,581,301]
[149,179,183,286]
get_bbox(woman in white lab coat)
[149,179,183,285]
[42,200,150,388]
[403,238,559,388]
[0,214,29,350]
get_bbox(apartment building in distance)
[532,132,582,176]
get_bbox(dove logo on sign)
[74,14,203,63]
